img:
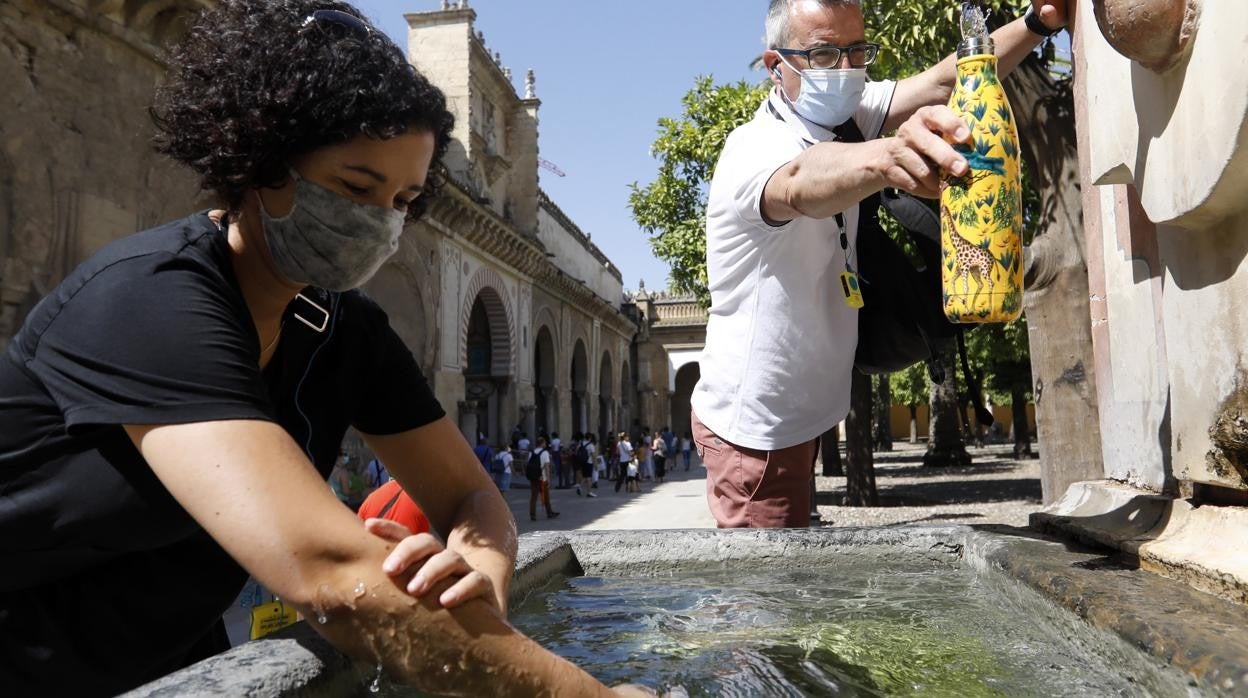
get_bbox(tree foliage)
[629,77,769,305]
[890,363,930,408]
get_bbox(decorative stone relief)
[1080,0,1247,228]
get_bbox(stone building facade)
[381,4,639,447]
[0,0,645,449]
[0,0,212,350]
[626,288,707,439]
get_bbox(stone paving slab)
[501,459,715,533]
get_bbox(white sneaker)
[588,492,598,498]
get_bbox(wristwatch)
[1024,7,1062,37]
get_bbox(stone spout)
[1091,0,1201,73]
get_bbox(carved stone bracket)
[1092,0,1201,73]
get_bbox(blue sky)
[351,0,768,293]
[350,2,1071,293]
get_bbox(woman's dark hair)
[151,0,454,221]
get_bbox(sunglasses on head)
[300,9,373,38]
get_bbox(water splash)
[369,663,382,694]
[960,2,989,41]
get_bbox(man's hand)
[875,105,972,199]
[365,518,500,613]
[1031,0,1068,30]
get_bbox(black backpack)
[833,119,960,382]
[524,449,545,481]
[574,441,591,468]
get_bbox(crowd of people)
[348,425,701,524]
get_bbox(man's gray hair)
[765,0,861,49]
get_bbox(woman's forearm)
[446,486,519,612]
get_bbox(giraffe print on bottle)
[941,207,998,305]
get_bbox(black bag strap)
[377,489,404,519]
[957,331,995,427]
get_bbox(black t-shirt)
[0,213,445,694]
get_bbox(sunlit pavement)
[500,458,715,532]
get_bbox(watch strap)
[1024,7,1062,37]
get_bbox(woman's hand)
[364,518,499,613]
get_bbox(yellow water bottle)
[940,4,1024,323]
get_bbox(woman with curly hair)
[0,2,642,695]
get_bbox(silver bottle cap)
[958,37,996,58]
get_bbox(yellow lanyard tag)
[249,599,300,640]
[841,271,865,309]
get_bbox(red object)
[357,480,431,535]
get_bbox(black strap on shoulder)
[376,489,404,519]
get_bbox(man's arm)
[363,417,516,612]
[882,3,1067,132]
[126,420,611,696]
[762,106,973,222]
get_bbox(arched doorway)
[598,352,614,440]
[671,362,700,440]
[533,325,557,437]
[570,340,588,435]
[363,265,429,373]
[462,288,512,446]
[620,360,633,433]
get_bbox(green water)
[507,561,1155,697]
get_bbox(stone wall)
[1075,0,1248,493]
[0,0,211,350]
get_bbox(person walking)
[549,432,565,489]
[495,446,514,493]
[574,433,598,498]
[614,432,634,493]
[652,432,668,484]
[693,0,1067,528]
[526,437,559,522]
[680,432,693,471]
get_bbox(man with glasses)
[692,0,1067,528]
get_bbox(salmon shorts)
[692,410,819,528]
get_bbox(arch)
[570,340,589,434]
[459,268,514,377]
[598,351,614,398]
[620,359,633,432]
[597,351,614,439]
[533,325,557,436]
[363,263,432,373]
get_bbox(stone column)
[458,401,479,443]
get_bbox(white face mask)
[776,54,867,128]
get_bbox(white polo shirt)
[691,83,896,451]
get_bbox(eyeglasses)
[775,43,880,69]
[299,9,373,39]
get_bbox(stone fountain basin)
[124,526,1248,697]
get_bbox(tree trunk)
[845,369,878,506]
[1011,386,1033,460]
[873,374,893,452]
[908,405,919,444]
[1004,51,1103,501]
[925,349,971,467]
[821,425,843,476]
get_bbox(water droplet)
[441,663,452,674]
[353,581,367,598]
[316,613,328,624]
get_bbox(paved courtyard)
[502,441,1043,533]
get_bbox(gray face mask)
[257,171,405,291]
